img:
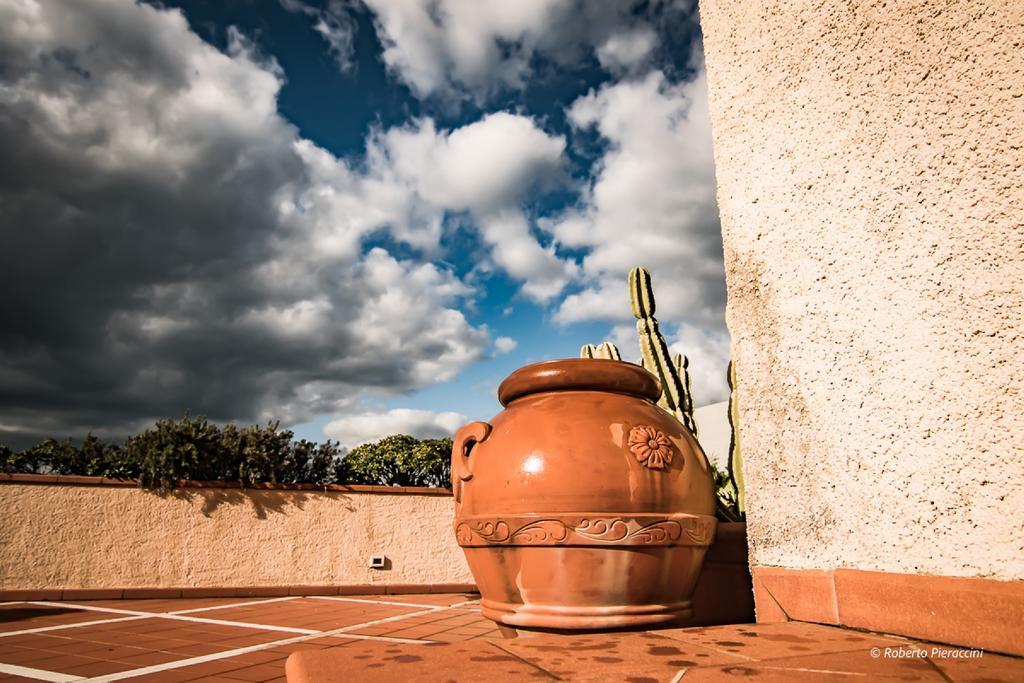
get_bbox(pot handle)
[451,421,492,503]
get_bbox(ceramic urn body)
[451,358,717,630]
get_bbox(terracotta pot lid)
[497,358,661,406]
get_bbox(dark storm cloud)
[0,0,487,446]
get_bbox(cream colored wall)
[700,1,1024,579]
[0,484,473,590]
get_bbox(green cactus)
[629,267,697,435]
[673,353,697,439]
[726,360,745,515]
[580,342,621,360]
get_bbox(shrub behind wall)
[1,416,451,491]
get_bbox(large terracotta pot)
[451,358,717,630]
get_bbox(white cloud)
[360,0,690,100]
[549,62,731,403]
[603,322,730,405]
[596,26,658,74]
[372,113,566,213]
[551,67,725,327]
[668,324,731,406]
[324,408,467,449]
[365,113,577,301]
[494,336,518,353]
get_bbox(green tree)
[337,435,452,488]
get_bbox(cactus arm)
[581,342,622,361]
[629,267,697,434]
[629,266,656,319]
[596,342,621,360]
[674,353,698,438]
[727,360,745,514]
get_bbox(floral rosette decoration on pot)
[450,267,718,632]
[628,426,673,470]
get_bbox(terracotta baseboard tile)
[335,584,379,596]
[231,586,292,597]
[423,583,479,594]
[749,566,1024,657]
[0,589,63,601]
[384,583,478,595]
[752,578,789,623]
[384,583,440,595]
[122,587,183,599]
[287,585,340,596]
[834,568,1024,657]
[752,567,839,625]
[179,587,240,598]
[2,583,480,602]
[60,588,125,600]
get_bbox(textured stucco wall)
[0,484,472,590]
[700,1,1024,579]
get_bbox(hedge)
[1,416,451,492]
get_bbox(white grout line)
[26,601,317,635]
[26,602,159,617]
[445,599,481,608]
[309,596,450,609]
[330,632,434,644]
[328,605,455,635]
[4,596,479,682]
[0,615,149,638]
[85,602,471,681]
[0,662,84,682]
[168,595,300,615]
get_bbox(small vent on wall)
[369,555,387,569]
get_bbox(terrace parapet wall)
[0,474,473,595]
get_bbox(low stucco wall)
[701,1,1024,579]
[0,480,473,590]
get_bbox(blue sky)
[0,0,729,449]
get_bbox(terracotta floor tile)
[63,643,151,661]
[287,639,555,682]
[115,649,188,666]
[221,660,289,681]
[60,658,138,676]
[142,657,264,682]
[383,626,447,639]
[919,645,1024,683]
[299,637,356,647]
[568,667,696,683]
[139,667,227,683]
[184,598,422,631]
[0,646,65,667]
[78,598,262,613]
[17,652,98,672]
[747,648,947,680]
[0,604,111,633]
[492,630,745,680]
[160,642,232,656]
[360,593,479,607]
[652,621,910,661]
[423,632,477,643]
